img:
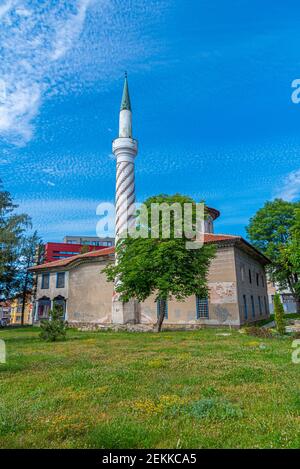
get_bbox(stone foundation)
[66,322,240,332]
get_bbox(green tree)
[17,231,43,325]
[39,307,67,342]
[281,208,300,300]
[0,182,31,298]
[246,199,300,313]
[104,194,215,331]
[273,293,285,335]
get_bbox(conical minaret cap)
[120,72,131,111]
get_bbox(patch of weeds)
[244,326,273,339]
[133,395,188,416]
[201,386,220,398]
[147,358,165,368]
[87,420,153,449]
[225,366,265,384]
[0,404,27,435]
[183,398,242,421]
[288,391,300,416]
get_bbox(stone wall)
[67,261,113,324]
[36,271,69,302]
[234,246,269,325]
[139,246,241,327]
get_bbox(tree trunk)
[155,299,166,332]
[21,268,29,326]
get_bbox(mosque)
[30,77,270,329]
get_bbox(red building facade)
[44,242,106,263]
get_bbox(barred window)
[258,296,262,315]
[157,299,168,319]
[41,273,50,289]
[243,294,248,320]
[56,272,65,288]
[264,296,268,314]
[251,295,255,318]
[196,296,209,319]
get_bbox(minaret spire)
[112,73,138,324]
[120,72,131,111]
[119,72,132,138]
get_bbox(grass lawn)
[0,327,299,449]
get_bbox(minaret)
[113,73,138,242]
[111,73,138,324]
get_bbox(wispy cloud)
[0,0,169,146]
[275,169,300,201]
[0,0,92,145]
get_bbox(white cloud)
[0,0,169,146]
[0,0,92,145]
[50,0,91,61]
[275,169,300,201]
[0,1,13,19]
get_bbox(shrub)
[244,326,273,339]
[39,307,67,342]
[185,398,242,421]
[273,293,286,335]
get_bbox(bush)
[244,326,273,339]
[273,293,286,335]
[39,307,67,342]
[185,398,242,421]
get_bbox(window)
[264,296,268,315]
[41,273,50,289]
[261,275,264,288]
[249,269,252,284]
[243,295,248,320]
[196,296,209,319]
[241,265,245,282]
[53,296,66,319]
[56,272,65,288]
[256,273,259,286]
[258,296,262,315]
[251,295,255,318]
[157,299,168,319]
[37,298,51,318]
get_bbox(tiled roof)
[203,233,239,243]
[29,246,115,271]
[29,233,269,271]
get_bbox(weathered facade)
[30,234,270,329]
[29,77,270,329]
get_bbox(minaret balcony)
[112,137,138,160]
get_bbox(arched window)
[37,297,51,319]
[53,295,66,319]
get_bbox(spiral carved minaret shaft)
[111,73,138,324]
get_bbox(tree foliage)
[281,208,300,299]
[273,293,285,335]
[39,307,67,342]
[246,198,300,312]
[0,182,31,298]
[104,194,216,331]
[17,231,43,324]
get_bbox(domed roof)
[206,206,220,220]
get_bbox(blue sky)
[1,0,300,241]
